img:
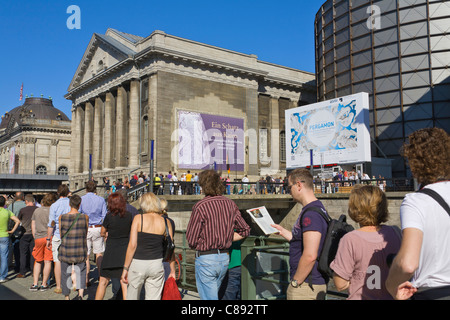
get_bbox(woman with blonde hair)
[121,192,175,300]
[330,185,402,300]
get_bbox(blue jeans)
[195,253,229,300]
[0,237,10,280]
[219,266,241,300]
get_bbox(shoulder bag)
[417,188,450,217]
[8,203,25,241]
[162,216,175,262]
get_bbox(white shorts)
[87,227,104,256]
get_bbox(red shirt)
[186,195,250,251]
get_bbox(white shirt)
[400,181,450,288]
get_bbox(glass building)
[315,0,450,177]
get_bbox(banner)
[9,146,15,174]
[285,92,371,168]
[177,111,244,172]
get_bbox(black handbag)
[8,219,25,241]
[162,216,175,262]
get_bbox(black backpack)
[301,207,354,281]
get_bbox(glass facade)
[315,0,450,177]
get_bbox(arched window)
[58,166,68,176]
[36,165,47,175]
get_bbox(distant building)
[65,29,316,190]
[0,97,71,193]
[315,0,450,177]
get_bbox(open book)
[246,206,278,235]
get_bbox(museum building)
[65,28,316,190]
[0,96,71,192]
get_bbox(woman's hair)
[401,127,450,186]
[139,192,162,214]
[159,198,168,215]
[107,192,127,218]
[198,170,225,196]
[42,193,57,207]
[348,185,389,227]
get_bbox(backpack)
[301,206,354,281]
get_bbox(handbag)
[161,277,181,300]
[7,202,25,241]
[162,216,175,262]
[8,219,25,241]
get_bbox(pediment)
[67,32,138,91]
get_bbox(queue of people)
[0,127,448,301]
[272,127,450,301]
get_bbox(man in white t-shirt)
[386,128,450,300]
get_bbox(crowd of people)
[0,181,177,300]
[271,127,450,300]
[0,127,448,301]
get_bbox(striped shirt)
[186,195,250,251]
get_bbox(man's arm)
[386,227,422,300]
[293,230,322,284]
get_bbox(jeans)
[0,237,10,280]
[195,253,229,300]
[219,266,241,300]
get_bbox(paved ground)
[0,258,199,300]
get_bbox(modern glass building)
[315,0,450,177]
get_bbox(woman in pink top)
[330,185,402,300]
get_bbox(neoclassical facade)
[0,97,71,178]
[65,29,316,190]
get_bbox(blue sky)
[0,0,324,120]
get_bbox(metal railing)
[174,232,348,300]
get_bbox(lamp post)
[150,140,154,193]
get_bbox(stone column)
[104,92,115,169]
[269,96,280,174]
[246,88,259,176]
[83,101,94,173]
[93,97,104,171]
[115,86,127,168]
[70,106,77,174]
[128,80,140,168]
[75,105,85,173]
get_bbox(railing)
[124,177,415,199]
[174,232,348,300]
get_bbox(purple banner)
[178,111,244,172]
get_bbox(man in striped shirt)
[186,170,250,300]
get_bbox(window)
[36,165,47,175]
[280,131,286,162]
[58,166,68,175]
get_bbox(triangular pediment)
[67,30,140,91]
